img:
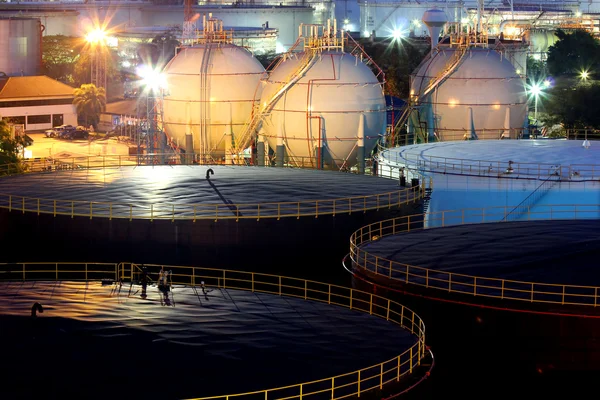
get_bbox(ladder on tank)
[229,43,318,159]
[389,45,469,146]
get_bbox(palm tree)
[73,83,106,129]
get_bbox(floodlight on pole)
[136,64,168,165]
[530,83,542,122]
[86,27,108,98]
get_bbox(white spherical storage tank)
[261,51,386,168]
[411,47,527,141]
[0,17,42,77]
[162,43,266,157]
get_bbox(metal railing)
[0,261,428,400]
[350,204,600,307]
[378,148,600,181]
[0,154,429,221]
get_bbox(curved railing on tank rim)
[376,142,600,181]
[0,261,430,400]
[0,154,431,221]
[350,204,600,308]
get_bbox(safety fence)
[378,147,600,181]
[350,204,600,307]
[0,261,428,400]
[0,154,430,221]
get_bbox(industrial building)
[0,75,77,131]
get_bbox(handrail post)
[328,284,331,304]
[501,279,505,299]
[331,377,335,398]
[380,363,384,389]
[531,283,534,302]
[369,294,373,315]
[409,347,413,374]
[223,270,226,288]
[252,273,255,292]
[397,355,401,381]
[562,285,565,305]
[357,370,361,397]
[304,280,307,299]
[22,263,25,281]
[349,288,353,309]
[448,273,452,292]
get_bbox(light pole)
[86,28,108,99]
[137,64,168,165]
[530,83,541,122]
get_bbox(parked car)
[62,129,89,140]
[45,129,57,138]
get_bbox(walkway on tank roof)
[0,280,415,399]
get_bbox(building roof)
[104,99,141,116]
[0,75,75,100]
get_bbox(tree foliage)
[73,84,107,128]
[546,29,600,77]
[526,56,546,85]
[72,50,121,89]
[0,120,27,172]
[42,35,83,83]
[541,78,600,129]
[137,29,181,69]
[357,38,427,99]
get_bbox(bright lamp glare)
[580,70,589,80]
[137,65,167,93]
[392,29,404,39]
[530,84,541,96]
[86,28,106,44]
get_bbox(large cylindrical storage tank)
[162,43,266,158]
[261,50,386,168]
[0,17,42,77]
[411,47,527,141]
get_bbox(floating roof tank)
[422,9,448,51]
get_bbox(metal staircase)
[389,45,468,146]
[230,47,318,157]
[503,172,560,222]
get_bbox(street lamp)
[530,83,542,122]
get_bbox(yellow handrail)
[0,155,430,221]
[350,204,600,307]
[0,262,429,400]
